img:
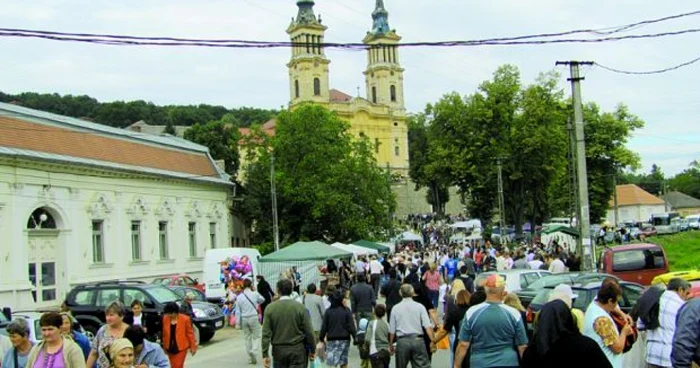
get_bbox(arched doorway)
[26,207,62,305]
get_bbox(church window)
[295,80,300,98]
[390,85,397,102]
[314,78,321,96]
[375,138,380,154]
[305,34,310,53]
[372,86,377,103]
[395,145,400,156]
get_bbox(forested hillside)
[0,91,277,128]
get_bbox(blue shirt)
[2,344,33,368]
[459,301,528,368]
[71,331,92,359]
[136,340,170,368]
[445,259,458,279]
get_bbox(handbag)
[611,312,638,353]
[436,330,450,350]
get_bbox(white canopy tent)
[450,219,482,230]
[399,231,423,244]
[329,242,378,259]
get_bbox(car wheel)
[199,329,215,344]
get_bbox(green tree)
[669,160,700,199]
[241,104,395,245]
[407,113,450,216]
[163,121,177,135]
[183,119,240,177]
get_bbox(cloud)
[0,0,698,174]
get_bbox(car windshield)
[527,274,573,289]
[147,286,181,303]
[172,288,206,302]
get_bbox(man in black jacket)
[381,269,402,320]
[351,275,376,327]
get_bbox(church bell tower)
[363,0,404,111]
[287,0,331,106]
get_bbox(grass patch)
[646,231,700,271]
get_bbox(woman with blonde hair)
[504,293,528,332]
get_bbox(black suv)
[64,281,225,343]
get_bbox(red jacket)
[161,314,197,353]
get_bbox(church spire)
[371,0,390,35]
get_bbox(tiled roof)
[609,184,665,207]
[662,191,700,209]
[0,103,229,183]
[330,89,353,102]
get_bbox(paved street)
[186,326,451,368]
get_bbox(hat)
[548,284,578,308]
[483,274,505,288]
[552,284,578,300]
[108,338,133,361]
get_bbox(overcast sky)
[0,0,698,175]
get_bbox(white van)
[687,215,700,230]
[203,248,262,302]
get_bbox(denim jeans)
[427,289,439,309]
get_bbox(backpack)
[356,318,370,359]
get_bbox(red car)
[690,281,700,299]
[600,243,669,286]
[152,274,205,292]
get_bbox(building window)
[314,78,321,96]
[92,220,104,264]
[375,138,380,154]
[395,145,400,156]
[295,80,300,98]
[372,86,377,103]
[209,223,217,249]
[158,221,169,260]
[131,221,141,261]
[390,85,397,102]
[188,222,197,257]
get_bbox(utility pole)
[270,151,280,252]
[613,165,619,228]
[496,157,506,244]
[557,60,594,270]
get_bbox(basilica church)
[285,0,409,174]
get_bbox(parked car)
[525,280,644,331]
[687,215,700,230]
[65,280,224,343]
[600,243,669,285]
[690,281,700,299]
[0,311,87,342]
[651,270,700,285]
[640,225,657,238]
[475,269,551,293]
[515,272,618,308]
[0,307,12,331]
[152,274,205,292]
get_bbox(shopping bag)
[311,357,327,368]
[436,334,450,350]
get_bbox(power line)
[0,26,698,49]
[595,54,700,75]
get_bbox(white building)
[606,184,666,224]
[0,102,236,309]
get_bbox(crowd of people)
[250,231,700,368]
[0,299,194,368]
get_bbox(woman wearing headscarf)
[256,275,275,321]
[105,339,134,368]
[522,300,612,368]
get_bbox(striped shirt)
[643,290,685,367]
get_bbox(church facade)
[286,0,409,174]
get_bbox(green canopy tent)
[352,240,391,253]
[541,226,579,254]
[259,241,352,262]
[258,241,353,290]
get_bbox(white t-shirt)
[369,260,383,274]
[549,258,567,273]
[529,260,544,270]
[132,314,143,326]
